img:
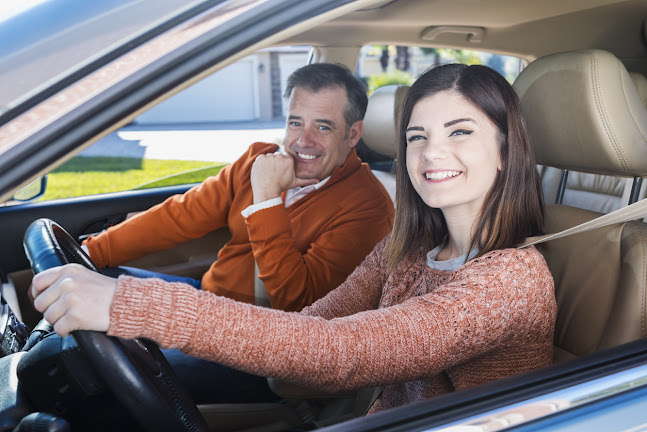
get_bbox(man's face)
[283,86,363,180]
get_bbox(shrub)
[365,70,414,96]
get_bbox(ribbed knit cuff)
[245,204,291,241]
[241,197,283,218]
[107,276,200,350]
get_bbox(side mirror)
[13,176,47,202]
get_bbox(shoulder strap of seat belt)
[519,198,647,248]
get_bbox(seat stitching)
[621,71,647,148]
[588,50,630,171]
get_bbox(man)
[82,63,394,312]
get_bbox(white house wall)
[135,55,259,124]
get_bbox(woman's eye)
[449,129,473,137]
[406,135,425,144]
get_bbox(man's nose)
[297,127,316,147]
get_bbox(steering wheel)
[23,218,208,432]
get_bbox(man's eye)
[449,129,473,137]
[289,121,302,127]
[318,125,330,131]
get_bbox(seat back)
[514,49,647,362]
[359,84,409,203]
[539,72,647,213]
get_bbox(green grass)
[40,156,226,201]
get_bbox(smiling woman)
[388,63,543,265]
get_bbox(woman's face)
[405,91,502,221]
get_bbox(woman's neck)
[437,209,478,261]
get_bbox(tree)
[420,47,441,66]
[380,46,389,72]
[395,46,410,71]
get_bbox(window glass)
[14,46,311,204]
[357,45,524,95]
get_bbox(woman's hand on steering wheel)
[30,263,117,337]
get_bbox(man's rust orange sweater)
[108,240,556,413]
[84,142,394,311]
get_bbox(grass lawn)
[40,156,226,201]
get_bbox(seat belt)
[519,198,647,248]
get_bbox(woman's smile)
[423,170,462,181]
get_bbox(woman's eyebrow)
[444,117,475,127]
[405,126,425,133]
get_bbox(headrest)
[513,49,647,176]
[362,85,409,159]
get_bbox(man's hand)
[30,264,116,337]
[251,152,319,203]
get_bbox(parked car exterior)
[1,0,647,431]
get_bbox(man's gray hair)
[284,63,368,128]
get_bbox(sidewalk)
[81,120,286,163]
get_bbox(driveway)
[81,120,286,163]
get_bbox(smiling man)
[83,63,395,312]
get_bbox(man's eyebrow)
[444,117,475,127]
[287,116,337,128]
[316,119,336,128]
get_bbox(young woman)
[31,63,556,413]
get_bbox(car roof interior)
[282,0,647,74]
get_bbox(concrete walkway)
[81,120,286,163]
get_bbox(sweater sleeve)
[84,143,274,268]
[107,248,555,393]
[298,237,389,319]
[245,180,394,312]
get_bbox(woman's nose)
[421,140,447,161]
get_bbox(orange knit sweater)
[84,142,394,311]
[108,240,556,413]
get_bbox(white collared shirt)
[241,176,330,218]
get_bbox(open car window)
[6,46,311,205]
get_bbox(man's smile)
[296,152,319,160]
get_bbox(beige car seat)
[538,72,647,212]
[360,84,409,203]
[514,49,647,363]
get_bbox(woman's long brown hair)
[384,64,544,269]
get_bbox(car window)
[357,45,524,95]
[12,46,311,204]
